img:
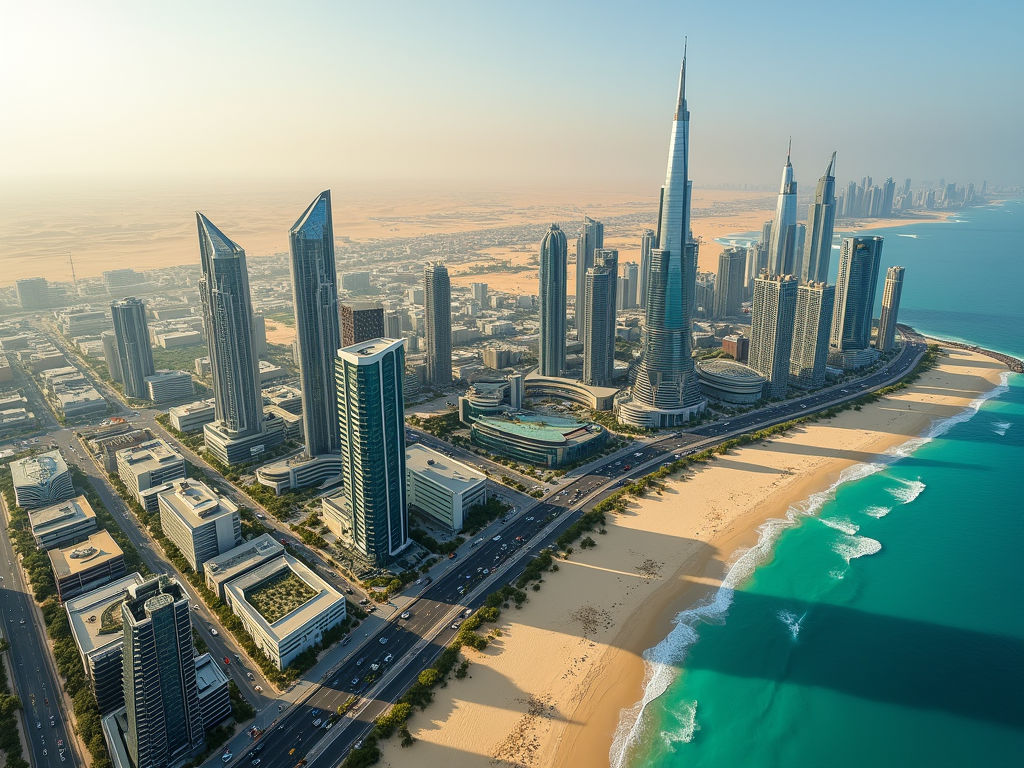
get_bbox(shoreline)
[377,345,1010,768]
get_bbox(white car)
[400,611,411,619]
[383,654,393,663]
[210,628,219,636]
[379,636,388,644]
[634,452,642,457]
[492,535,501,542]
[222,753,233,763]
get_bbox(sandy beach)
[376,345,1009,768]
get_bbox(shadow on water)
[679,590,1024,730]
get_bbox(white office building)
[115,439,186,513]
[11,450,74,509]
[157,479,241,574]
[405,444,487,532]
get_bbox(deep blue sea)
[618,201,1024,767]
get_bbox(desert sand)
[376,346,1008,768]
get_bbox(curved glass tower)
[802,152,837,284]
[538,223,567,377]
[618,54,706,428]
[111,297,155,400]
[768,145,799,276]
[289,191,341,458]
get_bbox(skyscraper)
[875,265,905,352]
[713,247,746,319]
[335,338,409,565]
[111,298,155,401]
[750,273,798,399]
[831,236,884,351]
[582,249,618,387]
[638,229,656,310]
[340,302,385,347]
[289,191,341,459]
[122,576,204,768]
[538,224,567,377]
[574,216,604,341]
[424,263,452,387]
[789,281,835,388]
[802,152,837,284]
[197,214,282,465]
[617,54,706,428]
[768,145,799,276]
[101,330,122,383]
[618,262,639,310]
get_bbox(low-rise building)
[470,412,608,468]
[116,439,186,513]
[144,370,194,402]
[56,385,108,419]
[204,534,285,600]
[406,444,487,532]
[262,385,302,415]
[522,370,619,411]
[194,653,231,729]
[89,427,155,473]
[695,359,767,404]
[264,405,303,440]
[11,450,74,509]
[223,554,345,670]
[157,479,241,574]
[28,495,98,550]
[258,360,286,383]
[156,330,203,349]
[49,530,128,602]
[64,572,147,713]
[168,399,216,433]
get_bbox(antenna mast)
[68,252,78,294]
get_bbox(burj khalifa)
[617,52,707,429]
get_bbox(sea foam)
[659,701,699,747]
[889,479,926,505]
[820,516,859,535]
[832,534,883,563]
[607,371,1010,768]
[777,610,807,641]
[863,505,892,519]
[993,421,1011,436]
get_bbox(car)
[345,587,354,594]
[476,566,483,572]
[448,551,457,559]
[526,516,535,521]
[312,719,321,728]
[370,663,380,671]
[425,576,433,584]
[358,598,370,606]
[254,685,263,692]
[634,452,642,457]
[50,718,55,727]
[37,722,41,729]
[464,608,472,617]
[465,573,471,579]
[252,760,261,766]
[211,628,219,636]
[451,620,462,629]
[311,709,320,716]
[482,568,490,575]
[400,611,411,619]
[383,653,393,663]
[501,544,508,550]
[342,636,352,645]
[492,535,501,542]
[356,657,365,666]
[19,619,24,625]
[354,740,364,749]
[223,656,230,665]
[351,678,360,686]
[255,513,264,519]
[57,740,64,748]
[192,603,200,610]
[379,636,388,644]
[367,605,377,613]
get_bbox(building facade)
[29,495,97,550]
[617,56,706,428]
[196,214,281,464]
[875,265,905,352]
[49,530,128,602]
[144,371,194,403]
[335,339,410,565]
[11,450,74,509]
[157,479,241,575]
[789,282,836,388]
[110,298,155,400]
[116,439,186,513]
[288,191,342,459]
[575,217,605,340]
[802,152,837,284]
[122,576,204,768]
[768,147,799,276]
[749,273,798,399]
[424,263,452,388]
[406,444,487,532]
[582,249,618,387]
[638,229,656,311]
[831,236,884,352]
[537,224,567,377]
[713,247,747,319]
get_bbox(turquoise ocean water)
[617,201,1024,767]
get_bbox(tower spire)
[674,39,687,121]
[787,137,792,166]
[826,150,836,177]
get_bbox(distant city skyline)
[1,2,1020,186]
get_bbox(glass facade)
[538,224,567,377]
[111,297,155,400]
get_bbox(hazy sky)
[2,0,1021,189]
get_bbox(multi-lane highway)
[224,335,927,768]
[0,494,80,768]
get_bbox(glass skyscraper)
[424,263,452,387]
[288,191,341,458]
[802,152,837,284]
[617,54,706,428]
[574,216,604,341]
[538,224,567,377]
[582,249,618,387]
[768,146,799,277]
[335,338,409,565]
[197,214,282,464]
[122,576,204,768]
[111,297,155,400]
[831,236,884,351]
[750,273,798,399]
[789,281,835,388]
[875,265,905,352]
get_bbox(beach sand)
[376,346,1008,768]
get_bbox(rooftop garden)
[246,569,317,624]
